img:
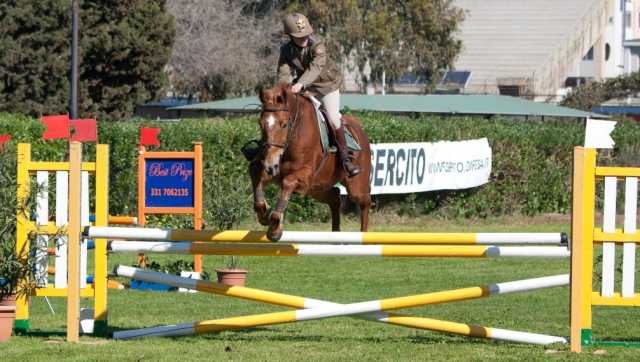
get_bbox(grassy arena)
[3,214,639,361]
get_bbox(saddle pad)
[313,102,362,153]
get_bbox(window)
[627,12,632,28]
[583,47,594,61]
[605,43,611,61]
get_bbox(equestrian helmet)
[284,13,313,38]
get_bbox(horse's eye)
[282,123,288,129]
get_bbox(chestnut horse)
[250,83,371,241]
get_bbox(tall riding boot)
[334,125,361,177]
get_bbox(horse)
[249,82,371,241]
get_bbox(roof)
[593,106,640,115]
[171,94,602,118]
[142,98,198,107]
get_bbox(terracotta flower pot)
[215,269,247,286]
[0,294,16,342]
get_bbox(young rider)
[277,13,360,177]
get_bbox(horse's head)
[258,82,295,176]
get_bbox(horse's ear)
[259,88,266,104]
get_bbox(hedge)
[1,112,638,228]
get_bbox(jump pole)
[108,241,571,258]
[88,227,567,245]
[66,142,82,342]
[113,265,568,343]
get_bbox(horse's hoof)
[267,212,283,241]
[257,214,270,226]
[255,203,270,226]
[267,227,283,241]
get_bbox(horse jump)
[112,265,568,344]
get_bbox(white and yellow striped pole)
[88,227,567,245]
[113,265,568,344]
[108,241,571,258]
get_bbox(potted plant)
[0,241,24,342]
[204,166,251,286]
[215,256,247,286]
[0,145,33,341]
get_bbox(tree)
[0,0,175,120]
[561,72,640,111]
[166,0,282,101]
[289,0,464,92]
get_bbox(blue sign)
[144,158,195,208]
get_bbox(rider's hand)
[290,83,304,93]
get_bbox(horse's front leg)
[267,173,306,241]
[249,160,270,226]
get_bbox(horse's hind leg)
[345,179,371,232]
[315,187,341,231]
[249,160,270,226]
[359,198,370,232]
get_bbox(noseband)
[261,93,301,151]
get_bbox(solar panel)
[440,71,472,88]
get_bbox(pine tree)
[0,0,175,120]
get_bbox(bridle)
[261,93,301,152]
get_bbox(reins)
[261,93,301,151]
[261,92,331,178]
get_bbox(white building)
[344,1,640,101]
[453,0,640,100]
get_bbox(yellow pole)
[570,147,596,352]
[191,284,494,335]
[93,144,109,336]
[15,144,31,331]
[67,142,82,342]
[193,142,203,272]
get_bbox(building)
[345,1,640,101]
[453,0,640,100]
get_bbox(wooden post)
[570,147,597,352]
[193,142,203,273]
[67,142,82,342]
[93,144,109,335]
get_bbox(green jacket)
[277,36,343,96]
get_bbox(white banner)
[346,138,492,195]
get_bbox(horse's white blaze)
[265,114,276,129]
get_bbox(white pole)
[89,227,567,245]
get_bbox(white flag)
[585,118,616,149]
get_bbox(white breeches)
[319,90,342,129]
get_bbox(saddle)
[240,94,362,162]
[306,95,361,155]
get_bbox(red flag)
[0,134,11,151]
[140,127,161,146]
[70,119,97,142]
[41,114,70,140]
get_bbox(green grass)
[3,214,640,361]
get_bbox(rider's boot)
[333,124,360,178]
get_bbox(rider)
[277,13,360,177]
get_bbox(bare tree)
[166,0,282,100]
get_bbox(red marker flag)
[0,134,11,151]
[70,119,97,142]
[140,127,161,146]
[41,114,70,140]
